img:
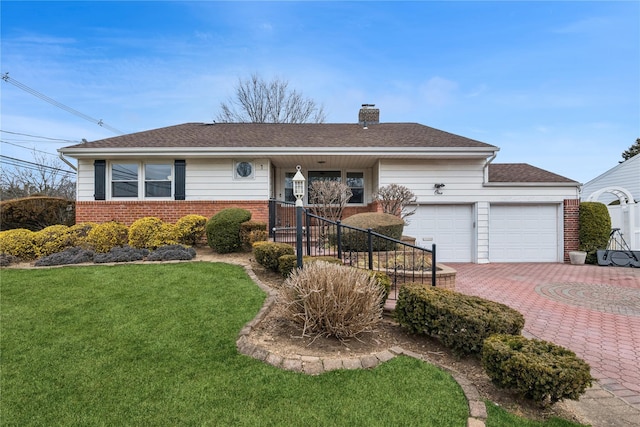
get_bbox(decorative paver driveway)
[449,263,640,410]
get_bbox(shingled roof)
[489,163,577,183]
[62,122,497,150]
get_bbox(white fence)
[608,204,640,250]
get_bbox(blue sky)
[1,1,638,184]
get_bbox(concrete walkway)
[449,262,640,426]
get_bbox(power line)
[2,72,125,135]
[0,129,80,143]
[0,140,61,158]
[0,155,76,176]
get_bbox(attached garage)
[489,204,560,262]
[404,205,473,263]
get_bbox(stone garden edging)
[235,263,487,427]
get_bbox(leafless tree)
[307,180,352,222]
[216,74,326,123]
[0,151,76,200]
[374,184,417,224]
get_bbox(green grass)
[486,401,586,427]
[1,262,470,426]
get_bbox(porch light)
[292,165,306,269]
[292,165,306,207]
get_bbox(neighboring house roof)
[488,163,578,184]
[581,154,640,202]
[60,122,498,158]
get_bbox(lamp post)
[292,165,306,269]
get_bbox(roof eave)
[59,146,500,159]
[484,182,581,187]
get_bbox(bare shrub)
[279,262,384,339]
[373,184,417,223]
[307,180,352,222]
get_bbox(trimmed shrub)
[278,254,343,277]
[0,196,75,231]
[206,208,252,253]
[128,217,164,249]
[339,212,404,251]
[0,228,37,260]
[240,221,268,251]
[279,261,384,339]
[578,202,611,264]
[395,283,525,356]
[369,270,392,306]
[33,225,72,258]
[87,221,129,253]
[482,334,593,405]
[94,245,149,263]
[147,244,196,261]
[175,214,207,246]
[147,223,179,249]
[34,246,95,267]
[67,222,98,248]
[253,241,294,272]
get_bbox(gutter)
[483,151,498,184]
[58,151,77,172]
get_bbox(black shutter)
[94,160,106,200]
[174,160,186,200]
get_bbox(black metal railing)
[268,199,304,244]
[268,199,437,299]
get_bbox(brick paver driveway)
[449,263,640,410]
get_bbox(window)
[110,162,173,198]
[112,163,138,197]
[284,172,296,202]
[308,171,341,204]
[235,161,254,179]
[145,163,172,197]
[346,172,364,204]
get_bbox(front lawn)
[1,263,469,426]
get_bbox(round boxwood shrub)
[339,212,404,251]
[206,208,252,253]
[128,217,164,249]
[33,224,72,258]
[578,202,611,264]
[87,221,129,253]
[253,241,294,272]
[482,334,593,405]
[0,228,36,260]
[175,214,207,246]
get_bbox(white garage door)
[490,204,559,262]
[404,205,473,262]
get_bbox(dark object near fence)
[597,228,640,267]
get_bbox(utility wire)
[0,140,61,158]
[2,72,124,135]
[0,155,76,175]
[0,129,80,143]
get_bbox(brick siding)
[563,199,580,262]
[75,200,269,226]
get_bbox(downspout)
[483,151,498,184]
[58,151,77,172]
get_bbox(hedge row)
[395,283,592,405]
[395,283,525,356]
[0,214,208,260]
